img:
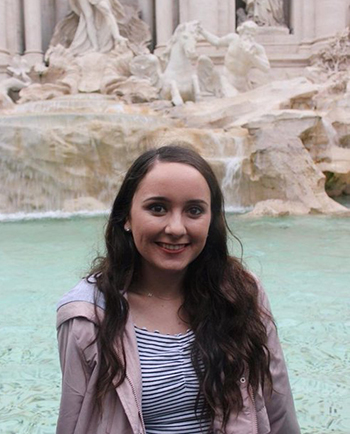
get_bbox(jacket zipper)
[240,376,258,434]
[126,374,146,434]
[249,384,258,434]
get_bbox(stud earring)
[124,227,131,232]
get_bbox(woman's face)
[125,161,211,277]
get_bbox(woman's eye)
[149,204,166,214]
[188,206,203,216]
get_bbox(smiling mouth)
[156,242,189,251]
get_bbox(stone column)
[315,0,349,39]
[180,0,219,34]
[23,0,43,66]
[6,0,23,55]
[0,0,10,78]
[218,0,236,35]
[289,0,315,58]
[139,0,155,35]
[295,0,315,42]
[155,0,176,47]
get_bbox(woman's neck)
[131,266,185,299]
[127,265,189,335]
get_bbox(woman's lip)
[156,242,189,252]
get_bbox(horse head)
[161,21,201,65]
[177,21,201,60]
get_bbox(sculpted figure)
[199,21,270,95]
[48,0,150,56]
[0,56,31,110]
[130,21,202,106]
[69,0,127,53]
[245,0,286,27]
[159,21,202,105]
[40,0,151,101]
[0,77,30,110]
[7,55,31,83]
[236,7,249,27]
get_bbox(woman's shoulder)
[57,277,105,310]
[56,278,105,329]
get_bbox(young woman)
[56,144,300,434]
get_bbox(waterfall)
[221,137,248,213]
[0,96,174,215]
[222,158,244,211]
[321,118,339,148]
[205,134,250,213]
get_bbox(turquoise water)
[0,215,349,434]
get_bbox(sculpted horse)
[159,21,202,105]
[130,21,202,106]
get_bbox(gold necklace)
[132,291,183,301]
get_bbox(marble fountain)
[0,2,350,433]
[1,5,350,218]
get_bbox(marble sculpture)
[199,21,270,96]
[244,0,286,27]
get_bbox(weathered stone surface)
[247,200,311,217]
[0,96,176,213]
[318,147,350,196]
[1,76,350,216]
[239,127,346,214]
[63,197,106,212]
[169,77,319,129]
[299,100,350,197]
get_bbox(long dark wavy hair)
[88,143,273,431]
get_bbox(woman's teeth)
[158,243,187,251]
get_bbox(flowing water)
[0,214,349,434]
[219,137,246,213]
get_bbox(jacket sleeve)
[258,285,301,434]
[56,318,99,434]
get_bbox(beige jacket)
[56,280,300,434]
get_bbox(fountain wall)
[1,0,350,77]
[2,85,347,216]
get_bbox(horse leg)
[192,73,202,102]
[170,80,184,106]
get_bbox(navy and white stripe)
[135,326,211,433]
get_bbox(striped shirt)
[135,326,211,433]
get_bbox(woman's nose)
[164,213,186,236]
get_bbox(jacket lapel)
[114,313,144,433]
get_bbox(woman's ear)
[124,219,131,232]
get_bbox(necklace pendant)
[147,292,153,297]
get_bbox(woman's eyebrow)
[143,196,169,203]
[186,199,210,206]
[143,196,209,205]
